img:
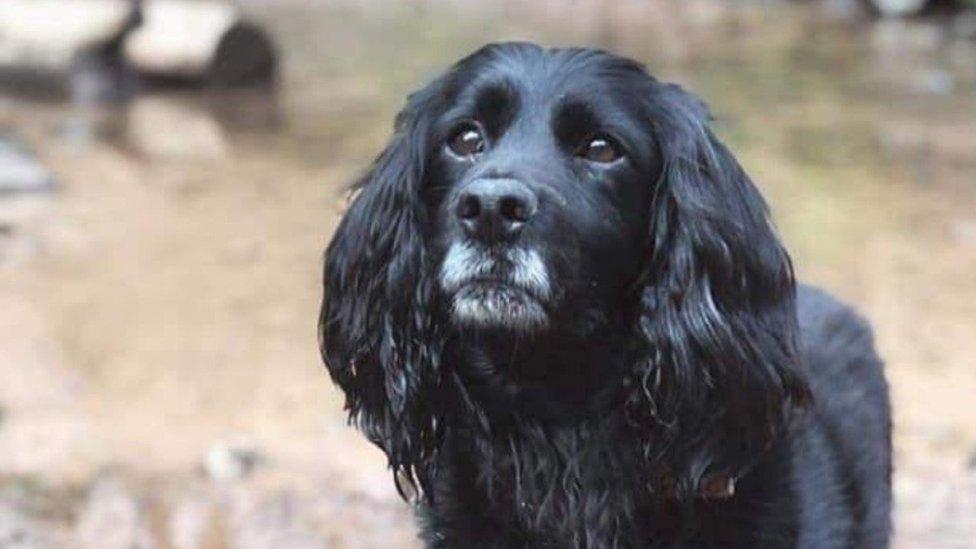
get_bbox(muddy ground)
[1,1,975,547]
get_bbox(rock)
[864,0,930,17]
[0,1,134,70]
[0,141,54,265]
[0,1,138,101]
[205,443,262,482]
[0,501,53,548]
[123,1,276,87]
[0,137,56,195]
[69,51,138,105]
[75,477,155,549]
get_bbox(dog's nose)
[456,178,538,242]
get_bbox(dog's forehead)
[456,46,643,108]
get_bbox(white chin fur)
[451,287,548,332]
[439,242,552,331]
[440,243,551,297]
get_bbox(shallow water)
[1,1,974,546]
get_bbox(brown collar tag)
[699,474,736,500]
[651,472,737,500]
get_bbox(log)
[0,0,275,100]
[0,0,133,70]
[123,1,276,87]
[0,0,136,100]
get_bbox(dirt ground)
[1,1,975,547]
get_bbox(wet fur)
[319,43,891,547]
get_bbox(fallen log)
[123,1,276,87]
[0,0,136,101]
[0,0,275,101]
[0,0,134,70]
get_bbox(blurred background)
[1,0,974,547]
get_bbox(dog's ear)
[319,83,445,499]
[625,83,811,495]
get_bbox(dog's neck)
[430,325,745,549]
[445,327,742,505]
[450,326,632,423]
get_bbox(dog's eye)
[578,134,622,163]
[447,122,485,158]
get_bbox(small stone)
[0,137,56,195]
[205,443,262,482]
[868,0,930,17]
[0,501,52,548]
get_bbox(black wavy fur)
[319,43,891,548]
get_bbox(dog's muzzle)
[439,242,551,331]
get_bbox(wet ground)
[1,1,975,547]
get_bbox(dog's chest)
[433,426,664,545]
[427,426,784,548]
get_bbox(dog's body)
[320,43,890,548]
[422,286,890,548]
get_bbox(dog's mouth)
[451,280,548,331]
[439,243,551,331]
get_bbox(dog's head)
[431,48,658,336]
[320,43,809,497]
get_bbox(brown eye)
[579,134,622,163]
[447,122,485,158]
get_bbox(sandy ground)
[1,1,975,547]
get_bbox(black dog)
[319,43,891,548]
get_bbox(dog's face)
[430,51,659,335]
[320,43,809,493]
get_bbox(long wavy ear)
[319,84,445,499]
[625,83,811,494]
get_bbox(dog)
[319,43,891,548]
